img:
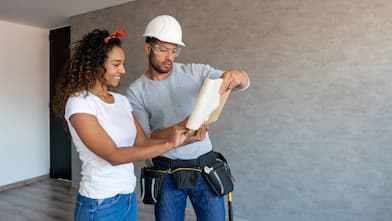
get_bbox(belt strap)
[152,151,216,170]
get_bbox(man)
[126,15,250,221]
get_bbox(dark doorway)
[49,26,71,180]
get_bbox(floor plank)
[0,178,197,221]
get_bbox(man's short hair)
[145,37,159,44]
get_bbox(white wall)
[0,20,50,186]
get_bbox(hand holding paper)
[186,78,231,130]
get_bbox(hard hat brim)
[142,34,185,47]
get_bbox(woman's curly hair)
[52,29,122,118]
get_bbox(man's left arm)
[220,70,250,94]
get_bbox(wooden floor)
[0,178,197,221]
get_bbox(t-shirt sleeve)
[64,95,96,121]
[192,63,224,81]
[126,87,152,137]
[191,63,250,92]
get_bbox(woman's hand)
[170,122,209,148]
[170,128,188,147]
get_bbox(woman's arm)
[70,113,186,166]
[150,117,208,144]
[132,112,175,146]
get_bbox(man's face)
[147,41,180,74]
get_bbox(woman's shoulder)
[67,90,90,103]
[65,91,96,118]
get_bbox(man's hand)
[220,70,249,94]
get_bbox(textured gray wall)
[71,0,392,220]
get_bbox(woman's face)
[102,46,126,87]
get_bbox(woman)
[52,29,190,221]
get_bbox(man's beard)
[149,53,172,74]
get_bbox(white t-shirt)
[65,91,137,199]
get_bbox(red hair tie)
[104,29,126,44]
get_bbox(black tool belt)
[202,152,234,196]
[140,151,234,205]
[151,151,217,190]
[152,150,216,170]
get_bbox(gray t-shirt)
[126,63,223,159]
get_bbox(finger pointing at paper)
[220,70,250,95]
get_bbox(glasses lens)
[174,47,181,57]
[150,44,181,57]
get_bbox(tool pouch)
[203,152,234,197]
[140,167,167,205]
[171,168,202,189]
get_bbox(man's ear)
[144,42,151,56]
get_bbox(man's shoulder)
[174,62,208,70]
[128,74,148,90]
[126,75,152,102]
[173,62,214,76]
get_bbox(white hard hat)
[143,15,185,47]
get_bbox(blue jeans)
[155,174,225,221]
[74,192,137,221]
